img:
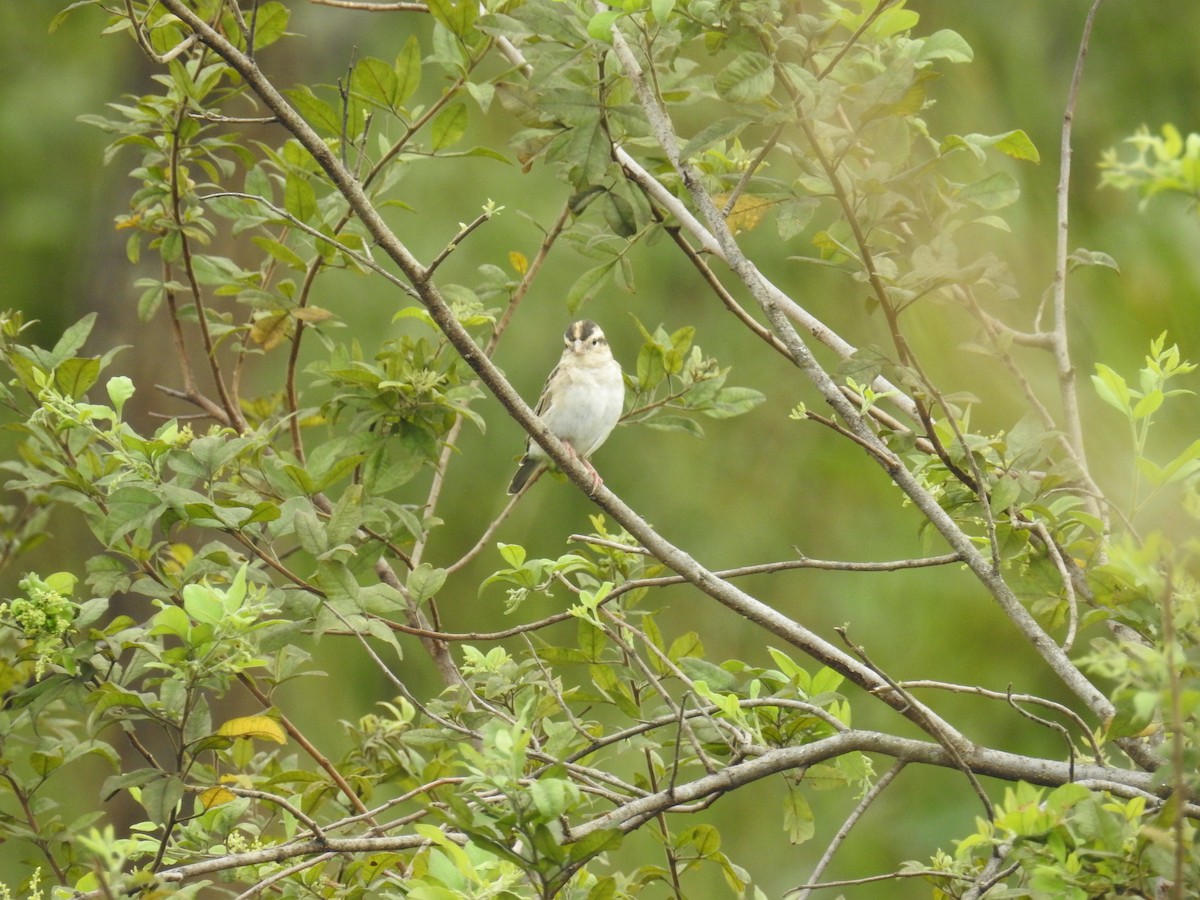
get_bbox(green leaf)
[587,9,625,42]
[1091,364,1131,414]
[680,118,745,160]
[1158,438,1200,485]
[917,29,974,64]
[251,2,290,51]
[285,86,342,136]
[960,171,1020,210]
[106,376,135,416]
[431,102,468,150]
[251,236,307,271]
[407,564,447,604]
[103,486,166,544]
[284,172,316,222]
[993,129,1041,163]
[988,473,1022,514]
[54,357,101,399]
[704,386,765,419]
[529,778,577,820]
[1067,248,1120,274]
[566,261,614,313]
[351,57,400,111]
[325,484,363,546]
[139,775,185,825]
[395,35,422,105]
[293,507,327,556]
[152,604,191,640]
[668,631,704,662]
[183,583,224,628]
[680,657,736,692]
[809,667,844,696]
[650,0,676,24]
[715,53,774,103]
[642,415,705,438]
[498,543,526,568]
[50,312,98,365]
[426,0,477,38]
[1131,388,1163,420]
[783,788,815,844]
[677,823,721,855]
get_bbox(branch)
[601,9,1122,733]
[570,729,1178,841]
[1047,0,1107,476]
[793,760,906,900]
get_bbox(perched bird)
[508,320,624,495]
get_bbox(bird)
[508,319,625,495]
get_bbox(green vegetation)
[0,0,1197,896]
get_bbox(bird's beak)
[570,339,586,354]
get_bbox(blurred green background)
[2,1,1199,895]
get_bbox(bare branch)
[1047,0,1107,471]
[793,760,907,900]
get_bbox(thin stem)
[1048,0,1106,478]
[794,760,906,900]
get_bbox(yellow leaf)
[199,786,237,809]
[250,312,290,351]
[714,193,772,234]
[508,250,528,275]
[291,306,335,323]
[217,715,287,744]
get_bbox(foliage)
[0,0,1197,897]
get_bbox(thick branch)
[571,729,1180,840]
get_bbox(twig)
[1161,572,1189,897]
[122,0,199,63]
[236,673,375,818]
[658,219,792,358]
[793,760,907,900]
[376,550,966,645]
[1011,518,1080,652]
[897,680,1103,764]
[1046,0,1107,473]
[963,851,1020,900]
[1005,686,1076,783]
[816,0,902,80]
[416,198,572,573]
[600,607,726,774]
[569,729,1177,842]
[310,0,427,9]
[721,124,784,217]
[836,628,993,820]
[421,207,502,281]
[233,852,338,900]
[788,867,970,894]
[321,601,483,739]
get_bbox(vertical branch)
[1049,0,1106,479]
[168,103,248,432]
[1160,573,1189,897]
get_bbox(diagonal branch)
[158,0,970,752]
[600,11,1124,737]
